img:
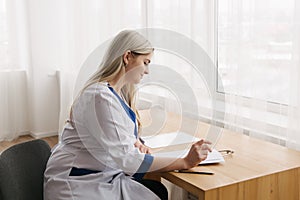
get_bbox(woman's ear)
[123,50,131,67]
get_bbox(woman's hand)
[183,139,212,169]
[134,139,152,154]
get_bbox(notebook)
[142,131,225,164]
[152,149,225,165]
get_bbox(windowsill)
[138,91,289,143]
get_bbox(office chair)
[0,139,51,200]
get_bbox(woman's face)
[124,52,153,84]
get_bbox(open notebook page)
[153,149,225,165]
[142,131,224,164]
[141,131,198,148]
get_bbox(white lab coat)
[44,82,159,200]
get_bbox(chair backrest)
[0,139,51,200]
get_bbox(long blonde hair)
[70,30,154,130]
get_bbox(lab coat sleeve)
[73,85,153,175]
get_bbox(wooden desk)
[140,110,300,200]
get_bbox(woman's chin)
[130,79,141,85]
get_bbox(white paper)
[200,149,225,164]
[153,149,225,165]
[142,131,198,148]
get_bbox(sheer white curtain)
[145,1,214,199]
[0,0,146,141]
[55,0,145,134]
[218,0,300,150]
[0,0,30,140]
[287,0,300,150]
[143,0,215,116]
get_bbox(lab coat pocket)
[68,173,121,200]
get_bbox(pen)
[174,170,214,175]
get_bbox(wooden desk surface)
[140,110,300,200]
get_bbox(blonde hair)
[70,30,154,131]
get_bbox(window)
[217,0,295,105]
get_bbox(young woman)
[44,30,211,200]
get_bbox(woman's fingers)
[194,139,204,146]
[139,146,146,153]
[146,148,152,154]
[138,144,152,154]
[195,139,212,146]
[193,139,212,151]
[199,144,211,159]
[194,139,212,146]
[184,139,213,168]
[201,143,212,152]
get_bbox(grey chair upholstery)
[0,139,51,200]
